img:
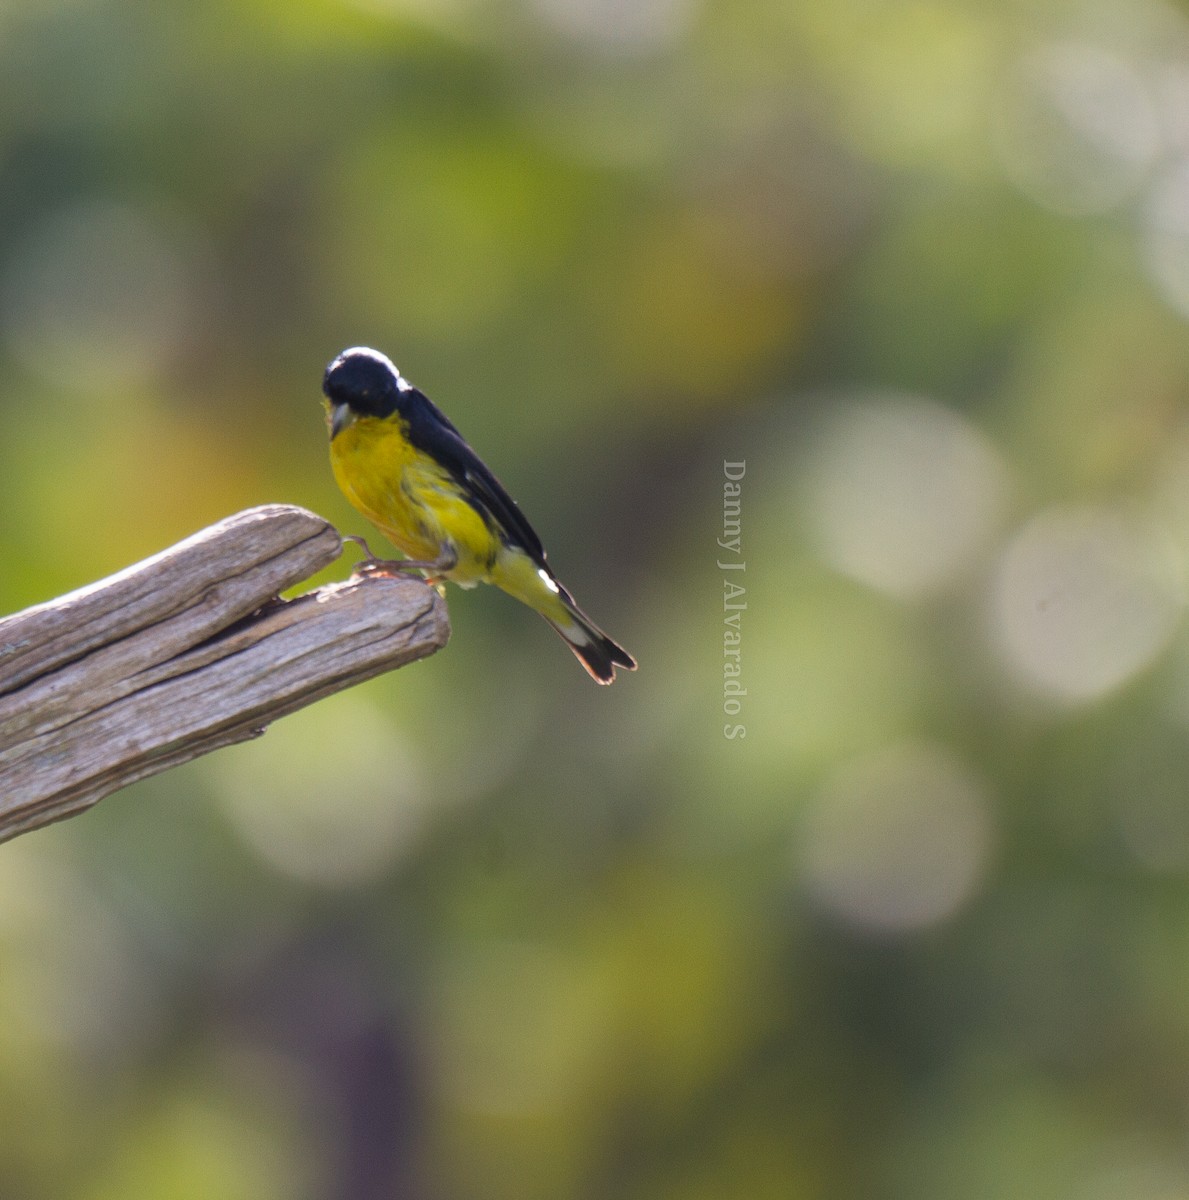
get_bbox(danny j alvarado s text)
[720,461,746,739]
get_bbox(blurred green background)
[6,0,1189,1196]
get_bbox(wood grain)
[0,505,449,842]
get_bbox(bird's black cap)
[322,347,405,419]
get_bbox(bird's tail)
[545,585,637,685]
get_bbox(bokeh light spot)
[994,43,1160,215]
[801,394,1010,599]
[526,0,694,56]
[213,694,429,888]
[800,741,994,933]
[1140,160,1189,319]
[990,506,1183,702]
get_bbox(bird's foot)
[343,534,405,577]
[343,534,457,580]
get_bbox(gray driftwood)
[0,504,449,842]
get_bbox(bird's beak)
[330,403,353,440]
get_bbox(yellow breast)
[329,414,498,584]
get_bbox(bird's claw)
[343,534,405,578]
[343,533,455,580]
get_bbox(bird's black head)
[322,347,406,422]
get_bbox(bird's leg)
[396,546,459,583]
[343,534,457,581]
[342,533,382,561]
[342,534,402,574]
[416,545,459,586]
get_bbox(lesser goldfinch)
[322,346,637,684]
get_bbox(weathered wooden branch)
[0,504,449,843]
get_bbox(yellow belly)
[330,411,575,627]
[329,415,496,586]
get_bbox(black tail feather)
[543,591,636,685]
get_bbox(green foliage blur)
[7,0,1189,1195]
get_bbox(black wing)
[399,387,547,566]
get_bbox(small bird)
[322,346,636,684]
